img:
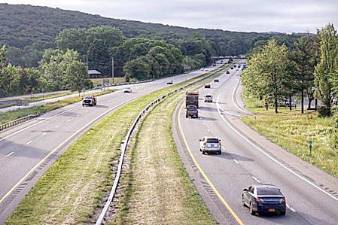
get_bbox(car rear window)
[257,187,282,195]
[206,138,219,143]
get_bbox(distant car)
[199,137,221,155]
[123,87,132,93]
[226,71,230,74]
[204,84,211,88]
[204,95,213,103]
[231,67,234,69]
[214,79,219,82]
[242,184,286,216]
[186,105,198,118]
[166,80,173,85]
[82,96,97,107]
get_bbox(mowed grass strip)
[242,96,337,177]
[6,67,227,225]
[0,89,113,126]
[110,91,215,225]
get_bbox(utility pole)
[112,57,115,85]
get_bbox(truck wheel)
[217,151,221,155]
[202,150,205,155]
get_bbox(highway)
[174,66,338,225]
[0,67,218,223]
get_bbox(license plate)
[268,208,275,212]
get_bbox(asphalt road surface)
[0,66,220,223]
[175,66,338,225]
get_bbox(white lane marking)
[42,132,47,136]
[216,95,338,201]
[252,176,261,183]
[26,140,33,145]
[0,100,129,205]
[231,77,248,114]
[0,106,78,143]
[233,159,239,164]
[5,152,14,157]
[286,204,296,212]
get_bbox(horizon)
[1,0,337,33]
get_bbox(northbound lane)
[175,66,338,225]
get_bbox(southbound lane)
[0,66,219,223]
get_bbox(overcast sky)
[1,0,337,33]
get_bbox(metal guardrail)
[0,114,39,132]
[95,66,226,225]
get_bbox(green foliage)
[0,4,300,68]
[314,24,338,116]
[56,26,124,75]
[40,49,89,92]
[242,39,290,113]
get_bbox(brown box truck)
[186,91,199,108]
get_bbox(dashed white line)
[251,176,261,183]
[233,159,239,164]
[5,152,14,157]
[26,140,32,145]
[286,204,296,212]
[216,94,338,201]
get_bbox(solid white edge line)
[216,94,338,201]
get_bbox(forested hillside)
[0,3,300,67]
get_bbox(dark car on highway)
[242,184,286,216]
[82,96,97,107]
[214,79,219,82]
[226,71,230,74]
[204,84,211,88]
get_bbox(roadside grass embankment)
[109,90,215,225]
[6,66,228,225]
[0,89,114,126]
[242,95,337,177]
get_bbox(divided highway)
[0,67,217,223]
[175,66,338,225]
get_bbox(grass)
[109,89,218,225]
[0,89,113,126]
[6,66,228,225]
[242,95,338,177]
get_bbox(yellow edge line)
[177,103,245,225]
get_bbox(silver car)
[199,137,222,155]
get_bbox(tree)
[65,61,88,96]
[40,49,88,91]
[123,56,151,80]
[314,24,338,116]
[242,39,290,113]
[289,36,318,113]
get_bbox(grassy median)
[109,91,215,225]
[242,96,337,177]
[0,89,113,126]
[6,66,227,225]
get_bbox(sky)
[1,0,338,33]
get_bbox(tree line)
[0,46,89,97]
[0,25,215,97]
[0,4,301,68]
[242,24,338,117]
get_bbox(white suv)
[199,137,222,155]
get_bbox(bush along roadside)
[6,65,229,225]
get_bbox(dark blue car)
[242,184,286,216]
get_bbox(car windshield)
[206,95,212,98]
[85,97,92,100]
[206,138,219,143]
[257,187,282,195]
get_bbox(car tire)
[202,150,206,155]
[217,150,221,155]
[249,202,255,215]
[242,196,246,207]
[280,210,286,216]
